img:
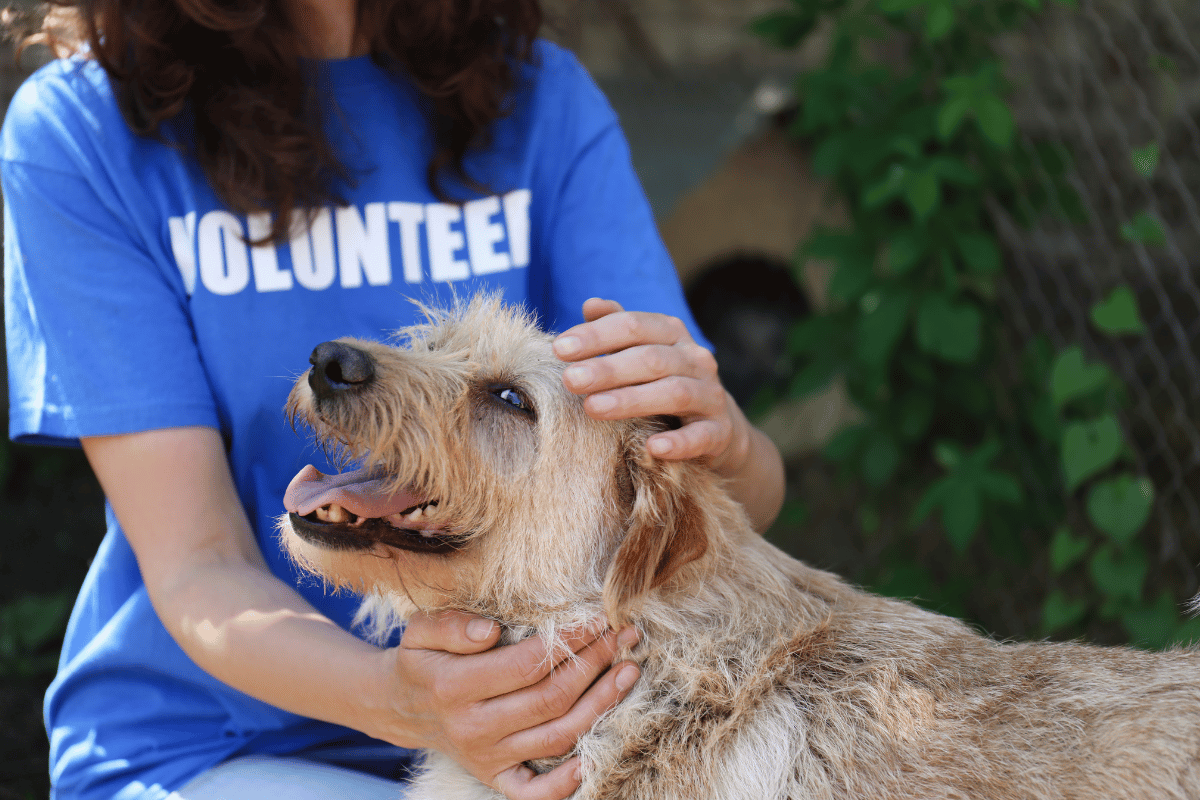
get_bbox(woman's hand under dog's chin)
[554,298,785,532]
[363,609,640,800]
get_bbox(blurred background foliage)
[748,0,1200,651]
[1,0,1199,797]
[752,0,1200,649]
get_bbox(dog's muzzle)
[308,341,375,400]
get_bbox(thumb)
[581,297,624,322]
[400,609,500,655]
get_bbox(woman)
[2,1,786,798]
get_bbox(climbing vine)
[753,0,1191,645]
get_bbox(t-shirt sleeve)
[3,90,220,446]
[534,50,711,349]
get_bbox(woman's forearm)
[81,427,403,745]
[719,400,787,533]
[157,556,402,743]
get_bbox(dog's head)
[280,295,734,627]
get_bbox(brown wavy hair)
[17,0,542,242]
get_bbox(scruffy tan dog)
[280,296,1200,800]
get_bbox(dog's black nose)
[308,341,375,400]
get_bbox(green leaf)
[823,424,869,463]
[1023,334,1055,385]
[1028,395,1061,443]
[929,156,979,185]
[888,135,921,160]
[1016,0,1041,9]
[861,432,901,487]
[1089,544,1148,603]
[937,95,972,140]
[855,291,912,366]
[924,0,955,40]
[915,295,983,364]
[0,592,72,666]
[778,498,809,528]
[977,470,1023,504]
[1042,589,1088,634]
[942,73,979,98]
[828,254,875,302]
[787,353,839,398]
[1061,414,1124,492]
[974,94,1015,149]
[896,390,934,441]
[1119,211,1167,246]
[1034,141,1072,176]
[888,231,928,274]
[912,477,952,526]
[812,135,847,176]
[1172,614,1200,648]
[1049,527,1090,573]
[933,439,964,470]
[967,439,1003,467]
[876,0,925,12]
[1130,142,1159,179]
[1087,474,1154,545]
[904,170,940,221]
[786,314,836,356]
[946,372,991,418]
[1090,286,1146,335]
[872,562,940,606]
[804,230,861,261]
[1049,346,1112,410]
[954,232,1002,274]
[749,10,817,49]
[942,486,981,552]
[864,164,908,208]
[1121,591,1178,649]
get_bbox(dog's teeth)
[327,504,350,523]
[408,505,424,521]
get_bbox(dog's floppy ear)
[602,434,712,626]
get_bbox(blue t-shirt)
[2,43,707,800]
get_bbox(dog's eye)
[491,386,534,415]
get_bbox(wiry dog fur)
[280,296,1200,800]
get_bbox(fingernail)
[617,626,640,649]
[555,336,581,357]
[648,437,673,456]
[563,364,592,389]
[590,394,616,413]
[615,664,639,692]
[466,618,495,641]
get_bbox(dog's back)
[577,531,1200,799]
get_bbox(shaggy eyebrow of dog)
[473,379,537,421]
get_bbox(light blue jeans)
[168,756,409,799]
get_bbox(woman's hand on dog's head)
[372,609,640,800]
[555,298,737,467]
[555,298,785,532]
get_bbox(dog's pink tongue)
[284,464,423,518]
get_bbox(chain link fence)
[994,0,1200,592]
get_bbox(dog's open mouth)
[284,464,464,554]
